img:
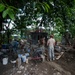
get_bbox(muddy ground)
[0,50,75,75]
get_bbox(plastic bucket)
[2,58,8,65]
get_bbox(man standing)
[47,35,55,61]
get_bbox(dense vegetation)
[0,0,75,44]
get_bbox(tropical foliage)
[0,0,75,44]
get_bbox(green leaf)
[2,7,15,20]
[44,5,49,13]
[0,4,5,12]
[8,8,15,20]
[43,2,50,9]
[42,3,48,13]
[2,8,9,18]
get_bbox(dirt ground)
[55,51,75,75]
[0,50,75,75]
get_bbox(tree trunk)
[0,13,4,48]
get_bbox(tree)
[0,0,75,44]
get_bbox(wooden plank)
[56,52,64,60]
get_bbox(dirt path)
[46,61,71,75]
[1,61,72,75]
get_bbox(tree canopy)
[0,0,75,43]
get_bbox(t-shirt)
[47,38,55,47]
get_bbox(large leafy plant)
[0,3,17,20]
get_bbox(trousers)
[48,46,55,61]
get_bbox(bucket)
[2,58,8,65]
